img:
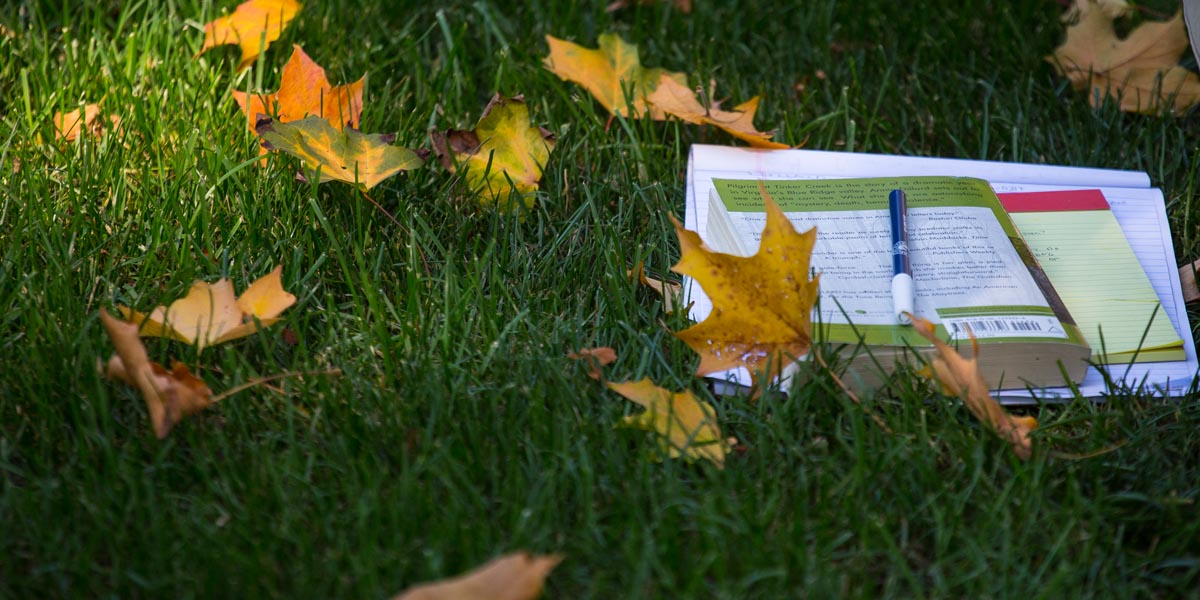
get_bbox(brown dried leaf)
[567,347,617,379]
[910,314,1038,460]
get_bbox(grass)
[2,0,1199,596]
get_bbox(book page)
[1006,207,1182,357]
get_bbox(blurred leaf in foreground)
[392,552,562,600]
[53,104,120,142]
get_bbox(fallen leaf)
[199,0,301,70]
[607,377,731,468]
[567,347,617,379]
[430,94,556,209]
[392,552,563,600]
[53,104,120,142]
[1048,3,1200,113]
[1180,257,1200,302]
[671,183,820,378]
[256,116,427,190]
[1062,0,1131,20]
[543,33,687,119]
[99,308,215,439]
[646,76,789,148]
[120,265,296,351]
[627,261,687,313]
[606,0,692,13]
[910,314,1038,460]
[232,45,365,142]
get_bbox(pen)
[889,189,914,325]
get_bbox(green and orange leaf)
[232,45,365,140]
[256,116,427,190]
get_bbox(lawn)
[2,0,1199,597]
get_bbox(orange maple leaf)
[910,314,1039,460]
[670,185,820,378]
[199,0,301,71]
[391,552,563,600]
[232,45,365,141]
[1048,2,1200,113]
[646,75,789,149]
[543,33,687,119]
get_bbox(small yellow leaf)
[607,377,731,468]
[391,552,563,600]
[256,116,427,190]
[543,33,687,119]
[1048,3,1200,113]
[646,76,789,149]
[430,94,556,209]
[910,314,1038,460]
[199,0,301,71]
[670,184,820,379]
[99,308,215,439]
[120,265,296,351]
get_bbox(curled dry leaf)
[646,75,789,149]
[53,104,120,142]
[910,314,1038,460]
[232,45,365,143]
[627,261,687,314]
[119,265,296,351]
[671,184,819,379]
[392,552,563,600]
[607,377,731,468]
[543,33,687,119]
[199,0,301,70]
[429,94,556,209]
[99,308,215,439]
[256,116,427,190]
[567,347,617,379]
[1048,2,1200,113]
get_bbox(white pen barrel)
[892,273,914,324]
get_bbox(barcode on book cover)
[941,315,1068,340]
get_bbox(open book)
[683,144,1198,400]
[706,175,1092,390]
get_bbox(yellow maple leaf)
[543,33,687,119]
[256,116,427,190]
[646,75,789,149]
[429,94,556,209]
[607,377,731,468]
[1048,2,1200,114]
[199,0,301,71]
[119,265,296,351]
[53,104,120,142]
[670,184,820,378]
[99,308,216,439]
[910,314,1039,460]
[391,552,563,600]
[232,45,365,143]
